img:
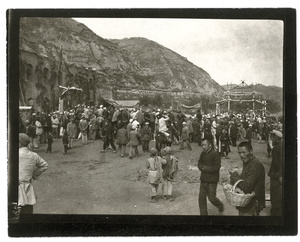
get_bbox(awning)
[19,106,33,110]
[179,102,201,109]
[114,100,140,108]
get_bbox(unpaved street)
[32,138,271,216]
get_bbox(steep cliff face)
[112,37,224,94]
[19,17,224,111]
[20,17,138,80]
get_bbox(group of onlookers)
[18,102,283,217]
[19,103,282,159]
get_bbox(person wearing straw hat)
[268,130,283,216]
[19,133,48,214]
[230,141,265,216]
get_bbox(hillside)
[111,37,224,94]
[19,17,224,110]
[19,17,139,83]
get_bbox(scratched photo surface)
[17,17,283,215]
[8,9,297,237]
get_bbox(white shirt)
[19,147,48,206]
[158,116,169,132]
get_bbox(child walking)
[146,148,166,203]
[67,118,77,149]
[161,146,179,202]
[179,122,192,151]
[140,122,152,152]
[219,129,231,158]
[115,124,128,157]
[46,132,53,153]
[128,127,140,159]
[62,131,69,154]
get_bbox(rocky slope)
[111,37,224,94]
[19,17,224,110]
[20,17,139,83]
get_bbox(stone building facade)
[19,49,113,112]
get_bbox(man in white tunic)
[158,111,170,137]
[19,133,48,214]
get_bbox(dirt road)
[32,137,271,216]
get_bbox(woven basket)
[223,179,255,207]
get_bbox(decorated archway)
[216,80,267,116]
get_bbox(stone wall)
[19,49,113,112]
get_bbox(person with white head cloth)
[131,117,140,130]
[97,105,104,117]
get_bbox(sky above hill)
[74,18,283,87]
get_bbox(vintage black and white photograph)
[7,9,297,236]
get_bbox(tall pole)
[58,44,63,112]
[252,92,255,111]
[58,44,62,85]
[227,92,230,112]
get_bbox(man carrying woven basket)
[230,142,265,216]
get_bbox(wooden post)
[227,92,230,111]
[58,97,64,113]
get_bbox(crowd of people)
[18,103,283,216]
[19,104,282,156]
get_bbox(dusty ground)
[33,136,271,216]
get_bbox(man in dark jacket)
[230,141,265,216]
[196,109,202,122]
[268,130,283,216]
[230,121,238,147]
[101,120,116,153]
[116,124,128,157]
[192,118,201,145]
[198,138,224,215]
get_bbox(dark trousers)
[270,178,282,216]
[46,143,52,153]
[103,136,116,150]
[20,205,33,214]
[199,181,223,215]
[150,122,155,139]
[189,133,193,143]
[221,146,229,157]
[231,137,237,147]
[172,131,180,143]
[216,134,221,148]
[142,141,150,152]
[194,133,201,145]
[238,200,259,216]
[64,144,68,154]
[42,130,48,143]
